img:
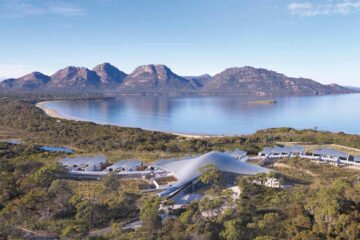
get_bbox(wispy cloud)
[288,1,360,17]
[48,2,86,16]
[1,0,86,18]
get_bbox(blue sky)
[0,0,359,86]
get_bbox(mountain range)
[0,63,356,95]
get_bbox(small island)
[248,99,277,105]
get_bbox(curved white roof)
[156,151,269,197]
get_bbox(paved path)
[122,220,142,229]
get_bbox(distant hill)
[0,63,355,95]
[345,86,360,92]
[202,66,352,95]
[0,72,50,93]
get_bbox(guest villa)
[58,145,360,204]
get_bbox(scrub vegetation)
[0,94,359,239]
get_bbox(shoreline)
[170,132,226,139]
[35,98,360,138]
[35,101,226,139]
[36,101,79,121]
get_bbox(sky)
[0,0,360,86]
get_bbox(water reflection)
[44,94,360,135]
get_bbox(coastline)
[35,95,360,138]
[35,101,224,139]
[169,132,226,139]
[36,101,77,121]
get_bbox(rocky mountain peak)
[51,66,95,79]
[121,64,195,93]
[202,66,354,95]
[48,66,100,91]
[17,72,50,83]
[93,62,119,73]
[241,66,257,71]
[0,71,50,91]
[131,64,173,80]
[93,63,127,84]
[20,71,49,81]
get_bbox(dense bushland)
[1,94,360,239]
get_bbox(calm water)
[38,146,73,153]
[43,94,360,135]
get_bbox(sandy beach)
[171,132,225,139]
[36,101,75,120]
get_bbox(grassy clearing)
[271,157,359,188]
[67,178,152,201]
